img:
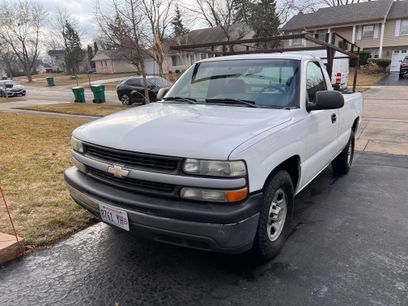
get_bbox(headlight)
[71,137,84,153]
[182,159,246,177]
[180,187,248,203]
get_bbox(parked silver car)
[0,80,26,97]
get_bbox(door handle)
[331,113,337,123]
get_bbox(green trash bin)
[46,77,55,86]
[72,87,85,103]
[90,84,106,103]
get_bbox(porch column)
[379,23,385,58]
[352,25,356,44]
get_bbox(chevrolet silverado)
[65,53,363,260]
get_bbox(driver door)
[303,62,339,183]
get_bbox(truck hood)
[74,103,291,160]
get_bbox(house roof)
[387,0,408,19]
[91,50,114,61]
[282,0,394,31]
[48,49,65,56]
[169,24,254,54]
[174,24,253,45]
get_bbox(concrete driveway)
[358,86,408,155]
[376,72,408,86]
[1,152,407,306]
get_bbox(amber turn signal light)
[226,187,248,203]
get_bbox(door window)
[306,62,327,103]
[126,78,143,86]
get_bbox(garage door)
[390,50,408,71]
[144,59,159,75]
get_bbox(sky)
[37,0,100,44]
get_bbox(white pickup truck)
[65,53,363,260]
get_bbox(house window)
[316,29,328,41]
[364,48,379,59]
[362,25,375,38]
[291,32,303,45]
[400,20,408,35]
[171,55,182,66]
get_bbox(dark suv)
[116,76,172,105]
[399,56,408,79]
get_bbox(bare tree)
[96,0,150,103]
[184,0,244,41]
[140,0,174,76]
[0,0,46,82]
[321,0,366,6]
[0,42,18,78]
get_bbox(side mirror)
[307,90,344,112]
[156,87,171,101]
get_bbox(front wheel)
[253,170,294,261]
[332,131,355,175]
[120,93,132,105]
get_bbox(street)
[1,152,407,306]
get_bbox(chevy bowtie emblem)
[107,164,129,178]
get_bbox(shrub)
[368,58,391,72]
[359,52,372,65]
[360,61,381,74]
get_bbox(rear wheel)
[399,73,403,79]
[253,170,294,261]
[332,131,355,175]
[120,93,132,105]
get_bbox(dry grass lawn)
[0,97,25,103]
[348,68,385,87]
[17,103,131,117]
[0,113,97,248]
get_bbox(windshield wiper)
[163,97,197,104]
[205,98,260,108]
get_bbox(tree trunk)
[139,57,150,104]
[158,60,164,77]
[26,70,32,82]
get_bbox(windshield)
[165,59,300,108]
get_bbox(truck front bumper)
[64,167,262,254]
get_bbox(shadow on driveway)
[1,153,408,306]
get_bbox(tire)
[399,73,403,79]
[332,131,355,175]
[0,91,4,97]
[253,170,294,261]
[120,94,132,105]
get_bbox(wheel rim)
[347,139,354,166]
[267,188,287,242]
[121,95,130,105]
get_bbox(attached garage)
[390,49,408,72]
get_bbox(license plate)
[99,203,130,231]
